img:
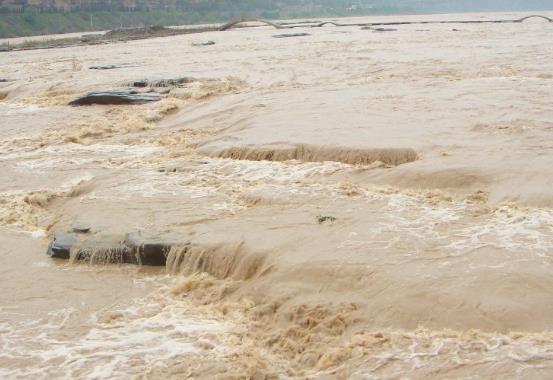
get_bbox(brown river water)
[1,12,553,379]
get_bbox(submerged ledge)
[47,232,266,280]
[203,144,418,166]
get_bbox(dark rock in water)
[69,89,160,106]
[45,231,182,266]
[124,232,174,266]
[133,79,149,87]
[89,65,120,70]
[0,78,9,82]
[47,233,78,259]
[89,64,138,70]
[73,238,137,264]
[151,78,192,87]
[192,41,216,46]
[273,33,311,38]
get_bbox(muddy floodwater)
[1,11,553,379]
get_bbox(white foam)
[2,143,160,172]
[0,103,42,116]
[0,281,227,379]
[31,229,46,238]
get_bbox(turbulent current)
[1,12,553,379]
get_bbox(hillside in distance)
[0,0,552,38]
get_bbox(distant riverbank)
[2,0,552,38]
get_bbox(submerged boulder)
[47,233,78,260]
[124,232,175,266]
[69,89,160,106]
[132,79,149,87]
[46,231,180,266]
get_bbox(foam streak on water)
[0,280,227,379]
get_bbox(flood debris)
[273,33,311,38]
[47,231,181,266]
[69,89,160,106]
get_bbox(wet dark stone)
[69,89,160,106]
[158,167,178,173]
[141,242,172,266]
[73,242,137,264]
[133,79,149,87]
[46,232,183,266]
[124,232,173,266]
[47,233,78,259]
[272,33,311,38]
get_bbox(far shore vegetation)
[1,1,551,39]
